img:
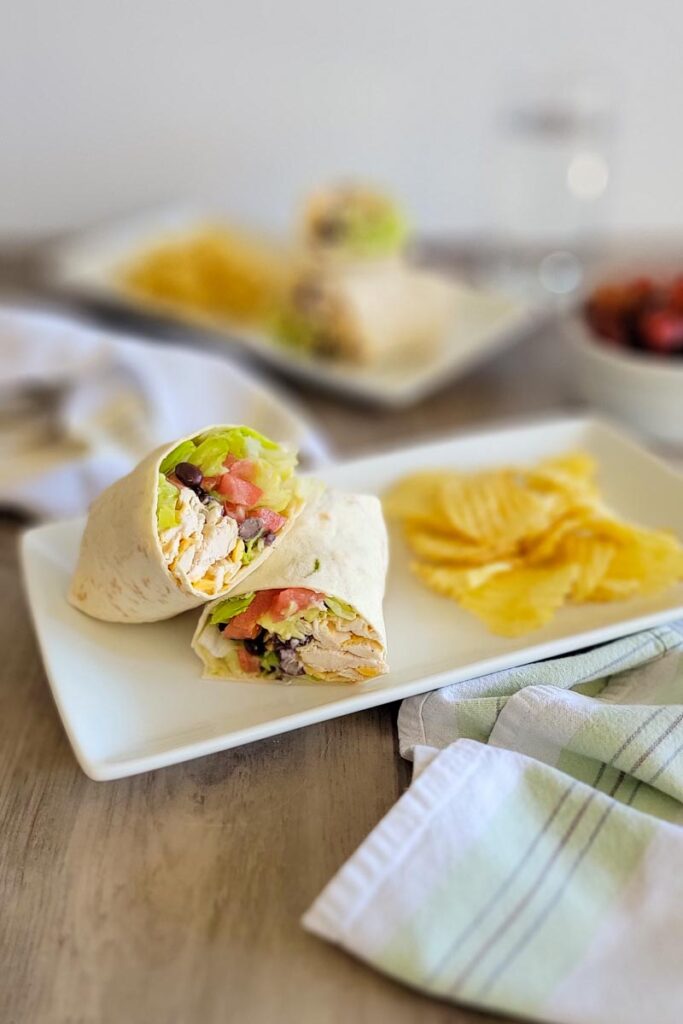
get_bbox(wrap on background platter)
[275,258,459,365]
[69,425,305,623]
[192,488,389,684]
[301,183,408,260]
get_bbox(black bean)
[175,462,203,488]
[238,517,263,541]
[243,631,266,656]
[262,531,276,546]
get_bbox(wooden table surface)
[1,309,577,1024]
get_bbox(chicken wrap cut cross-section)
[192,488,389,684]
[69,424,305,623]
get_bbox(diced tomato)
[224,457,255,479]
[270,588,322,621]
[217,473,263,506]
[237,647,261,674]
[225,590,276,638]
[254,507,286,533]
[167,474,183,490]
[202,475,219,491]
[223,502,247,523]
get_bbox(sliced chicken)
[159,487,239,592]
[298,616,386,681]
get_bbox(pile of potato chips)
[384,452,683,637]
[122,226,289,325]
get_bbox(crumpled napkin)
[304,622,683,1024]
[0,306,329,519]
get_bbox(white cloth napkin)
[304,623,683,1024]
[0,306,329,519]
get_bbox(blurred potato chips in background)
[385,452,683,636]
[121,224,291,325]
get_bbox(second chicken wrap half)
[192,488,389,683]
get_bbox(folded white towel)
[305,737,683,1024]
[0,306,328,519]
[304,622,683,1024]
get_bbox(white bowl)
[565,314,683,446]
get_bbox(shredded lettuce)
[157,474,181,530]
[253,594,357,641]
[256,595,356,641]
[209,592,255,625]
[159,440,196,476]
[272,306,320,353]
[251,457,296,513]
[237,426,279,450]
[324,596,357,620]
[260,651,280,672]
[242,536,265,565]
[191,431,243,475]
[256,604,319,642]
[156,427,299,564]
[344,203,407,257]
[161,427,290,479]
[192,426,283,475]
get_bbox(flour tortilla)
[296,259,459,363]
[68,425,304,623]
[338,261,460,363]
[192,487,388,677]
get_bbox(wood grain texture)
[0,319,569,1024]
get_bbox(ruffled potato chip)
[383,450,683,637]
[404,525,509,566]
[594,526,683,599]
[440,472,561,546]
[522,507,598,563]
[530,452,597,489]
[557,535,616,602]
[412,560,516,599]
[458,564,579,637]
[383,471,459,526]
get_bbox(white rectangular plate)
[50,206,533,407]
[22,417,683,780]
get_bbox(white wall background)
[2,0,683,239]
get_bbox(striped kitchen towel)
[303,622,683,1023]
[400,621,683,824]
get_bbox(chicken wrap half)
[69,425,304,623]
[275,259,459,365]
[192,488,388,684]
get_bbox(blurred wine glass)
[488,73,617,304]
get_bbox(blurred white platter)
[22,416,683,780]
[50,206,534,407]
